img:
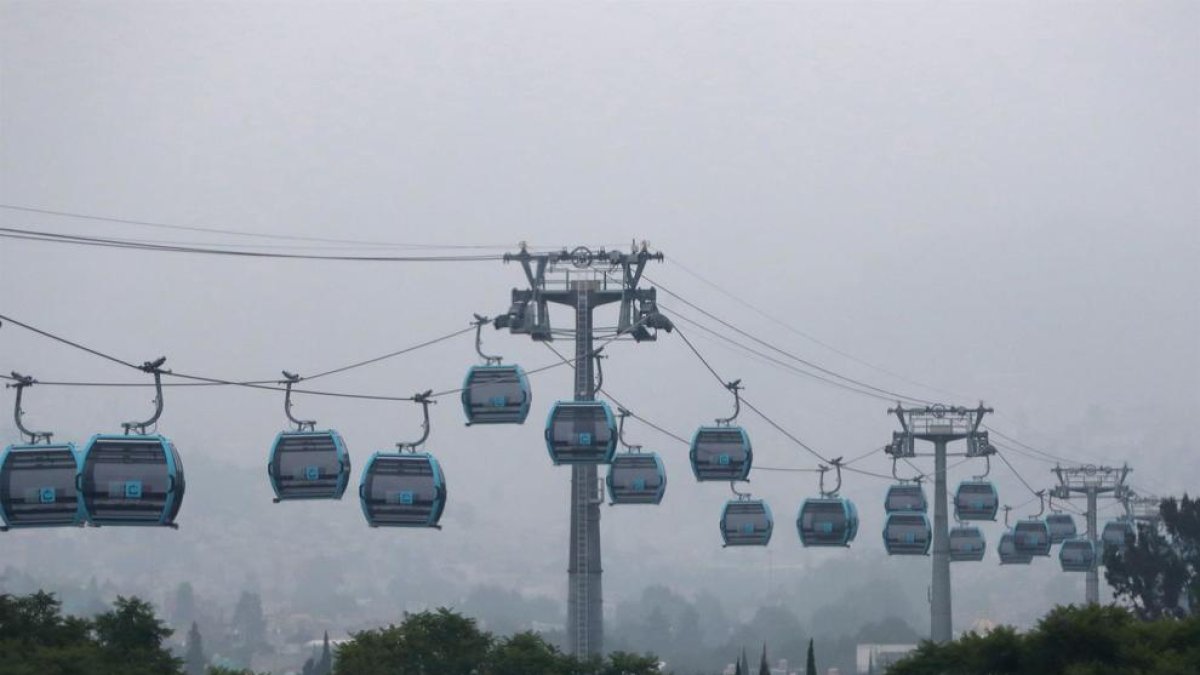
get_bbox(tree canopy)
[333,608,659,675]
[1105,495,1200,619]
[887,604,1200,675]
[0,591,182,675]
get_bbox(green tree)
[0,591,100,675]
[600,651,659,675]
[490,632,569,675]
[93,596,182,675]
[805,638,816,675]
[887,604,1200,675]
[758,643,770,675]
[185,621,206,675]
[334,608,492,675]
[1106,495,1200,619]
[0,591,187,675]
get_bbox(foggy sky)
[1,0,1197,639]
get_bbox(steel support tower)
[497,244,667,657]
[1052,464,1131,604]
[887,404,993,644]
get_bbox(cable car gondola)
[690,427,752,481]
[798,497,858,547]
[797,461,859,547]
[360,393,447,528]
[606,410,666,505]
[721,496,773,547]
[267,372,351,502]
[1013,519,1051,557]
[690,381,752,482]
[885,483,927,513]
[0,374,84,530]
[545,401,617,465]
[1101,519,1136,552]
[998,531,1032,565]
[949,525,986,562]
[1059,538,1097,572]
[1010,492,1052,556]
[79,360,185,527]
[1045,513,1077,545]
[954,480,999,521]
[0,444,83,530]
[883,511,932,556]
[607,454,666,505]
[461,316,531,425]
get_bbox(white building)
[856,643,917,673]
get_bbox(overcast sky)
[1,0,1197,637]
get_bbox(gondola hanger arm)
[715,379,743,426]
[398,390,436,452]
[7,371,53,444]
[280,370,317,431]
[616,407,641,453]
[473,314,503,365]
[122,357,169,435]
[729,481,751,501]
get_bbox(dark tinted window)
[0,447,79,526]
[273,433,346,497]
[550,405,612,447]
[466,368,527,407]
[800,500,849,543]
[363,456,442,526]
[83,438,168,522]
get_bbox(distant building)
[856,644,917,673]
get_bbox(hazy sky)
[1,0,1197,637]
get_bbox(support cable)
[651,279,936,404]
[0,227,505,262]
[670,324,893,481]
[666,309,923,403]
[660,258,969,400]
[0,203,517,249]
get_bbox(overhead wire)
[654,263,1130,474]
[669,322,894,481]
[302,326,475,381]
[649,275,937,405]
[1,312,487,403]
[664,307,919,403]
[0,227,506,262]
[664,257,971,401]
[4,225,1145,491]
[0,203,513,250]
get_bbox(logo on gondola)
[39,487,56,504]
[304,465,320,481]
[124,481,143,499]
